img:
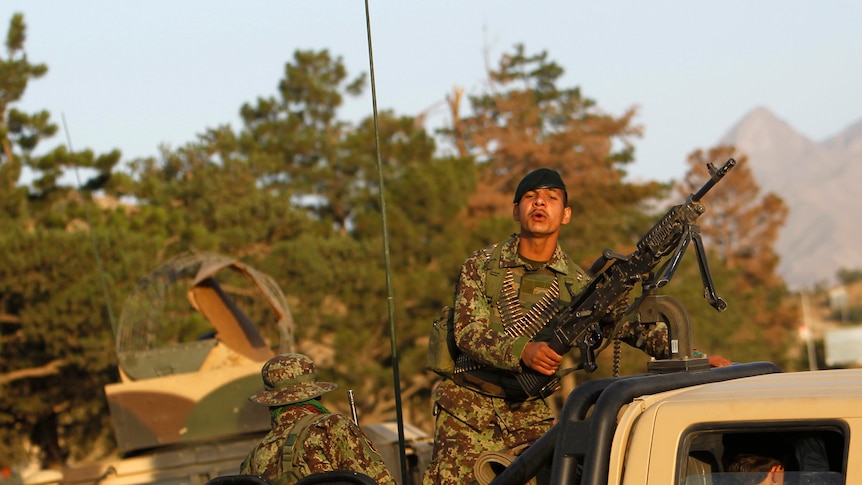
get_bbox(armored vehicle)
[22,252,429,485]
[25,253,293,485]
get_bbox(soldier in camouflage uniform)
[241,353,395,485]
[422,168,694,485]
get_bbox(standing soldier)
[241,353,395,485]
[423,168,729,484]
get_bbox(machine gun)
[515,159,736,399]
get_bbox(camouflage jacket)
[240,405,395,485]
[432,234,672,447]
[452,234,669,376]
[452,234,582,371]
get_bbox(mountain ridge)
[718,107,862,290]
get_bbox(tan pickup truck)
[492,362,858,485]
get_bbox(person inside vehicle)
[724,453,785,485]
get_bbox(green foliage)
[0,14,798,471]
[445,42,665,263]
[237,49,368,234]
[0,13,154,469]
[0,228,125,466]
[837,268,862,285]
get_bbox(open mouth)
[531,210,547,221]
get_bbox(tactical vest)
[269,413,329,485]
[426,242,580,385]
[483,242,579,333]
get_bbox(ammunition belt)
[453,270,560,381]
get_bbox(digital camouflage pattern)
[424,235,580,485]
[451,235,585,372]
[242,353,395,484]
[424,234,671,484]
[608,314,670,359]
[248,353,338,407]
[423,380,554,485]
[240,405,395,485]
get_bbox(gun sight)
[693,158,735,202]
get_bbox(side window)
[678,422,846,485]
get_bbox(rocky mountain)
[719,107,862,290]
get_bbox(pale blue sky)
[4,1,861,182]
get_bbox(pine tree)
[442,43,665,264]
[0,13,132,469]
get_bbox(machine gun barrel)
[693,158,736,202]
[637,158,736,255]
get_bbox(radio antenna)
[62,114,117,335]
[363,1,409,481]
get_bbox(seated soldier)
[241,353,395,485]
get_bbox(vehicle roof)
[641,367,862,421]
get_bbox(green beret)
[513,168,567,203]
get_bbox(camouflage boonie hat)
[248,353,338,406]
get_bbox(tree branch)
[0,359,68,386]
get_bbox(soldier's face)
[513,188,571,237]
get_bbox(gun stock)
[515,159,736,398]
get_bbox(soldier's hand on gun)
[522,341,563,375]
